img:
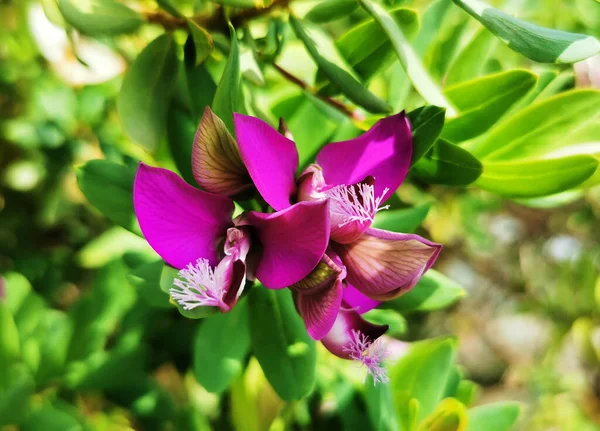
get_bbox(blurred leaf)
[466,402,520,431]
[358,0,456,116]
[363,309,407,337]
[76,159,140,235]
[118,34,180,152]
[34,311,73,385]
[418,398,468,431]
[455,380,479,407]
[76,227,153,269]
[446,29,498,85]
[364,381,399,431]
[389,269,466,313]
[157,0,184,18]
[408,105,446,165]
[0,364,34,427]
[57,0,143,36]
[469,90,600,161]
[413,139,483,185]
[0,302,20,377]
[248,287,316,401]
[166,103,196,185]
[306,0,358,23]
[289,15,391,114]
[212,0,270,7]
[20,402,84,431]
[333,6,419,82]
[452,0,600,63]
[3,272,31,315]
[442,70,537,142]
[413,0,453,55]
[194,300,251,393]
[129,260,172,309]
[187,20,213,66]
[476,156,599,198]
[184,45,217,121]
[372,205,431,234]
[213,25,242,134]
[391,338,457,428]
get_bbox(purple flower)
[233,113,442,339]
[133,163,330,312]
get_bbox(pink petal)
[295,278,343,340]
[234,113,298,210]
[343,284,380,314]
[218,256,247,310]
[245,200,330,289]
[321,305,388,359]
[134,163,234,269]
[316,112,412,201]
[332,228,442,301]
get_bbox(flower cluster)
[133,107,441,383]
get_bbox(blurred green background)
[1,0,600,429]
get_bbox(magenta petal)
[332,228,442,301]
[246,200,330,289]
[133,163,234,268]
[316,112,412,200]
[296,279,343,340]
[321,306,388,359]
[234,113,298,210]
[343,284,380,314]
[218,256,247,310]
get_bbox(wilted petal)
[245,200,330,289]
[134,163,234,268]
[321,305,388,359]
[332,228,442,301]
[343,284,380,314]
[295,278,343,340]
[192,107,252,197]
[234,113,298,210]
[316,112,412,201]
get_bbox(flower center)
[325,181,390,228]
[343,329,389,384]
[170,258,229,311]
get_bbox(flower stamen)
[325,182,389,228]
[343,329,389,385]
[170,258,229,311]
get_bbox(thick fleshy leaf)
[343,284,380,314]
[234,113,298,210]
[192,107,252,196]
[321,306,388,359]
[245,200,330,289]
[332,228,442,300]
[296,278,343,340]
[316,112,412,201]
[133,164,234,268]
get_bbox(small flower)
[344,329,390,385]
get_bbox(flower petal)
[316,112,412,200]
[332,228,442,301]
[295,278,343,340]
[234,113,298,210]
[134,163,234,268]
[219,256,247,310]
[321,305,388,359]
[343,284,380,314]
[192,107,252,197]
[245,200,330,289]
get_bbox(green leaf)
[194,300,251,393]
[166,103,196,185]
[76,160,140,235]
[466,402,520,431]
[413,0,453,55]
[57,0,143,36]
[33,311,73,385]
[184,46,217,122]
[389,269,466,313]
[372,205,431,234]
[413,139,483,185]
[248,287,316,401]
[159,264,219,319]
[2,272,31,316]
[334,7,419,82]
[20,402,85,431]
[407,106,446,164]
[445,28,499,85]
[0,302,20,378]
[364,382,399,431]
[452,0,600,63]
[468,90,600,161]
[212,25,242,134]
[211,0,269,8]
[306,0,358,23]
[187,20,213,66]
[442,70,537,142]
[129,260,172,309]
[289,15,391,114]
[118,34,180,152]
[418,398,468,431]
[357,0,456,116]
[391,338,457,428]
[476,155,599,198]
[0,364,34,427]
[362,309,407,337]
